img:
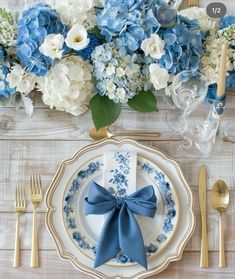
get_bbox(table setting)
[0,0,235,279]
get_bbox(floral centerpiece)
[0,0,234,129]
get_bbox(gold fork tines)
[30,174,42,268]
[188,0,198,7]
[14,186,26,267]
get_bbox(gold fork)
[14,186,26,267]
[188,0,198,7]
[30,174,42,268]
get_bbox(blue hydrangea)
[16,3,68,76]
[158,15,204,74]
[96,0,174,52]
[0,45,5,61]
[220,15,235,29]
[0,64,16,98]
[91,40,154,103]
[77,33,102,61]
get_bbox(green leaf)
[90,94,121,129]
[90,26,104,39]
[128,91,158,112]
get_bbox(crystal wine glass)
[168,70,211,152]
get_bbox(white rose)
[39,34,65,59]
[149,64,169,90]
[65,24,90,51]
[141,34,165,59]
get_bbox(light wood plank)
[0,106,234,141]
[0,94,235,141]
[0,250,235,279]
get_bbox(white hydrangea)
[6,65,37,94]
[48,0,103,29]
[37,56,93,116]
[179,7,219,33]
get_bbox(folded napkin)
[84,182,157,269]
[103,151,137,197]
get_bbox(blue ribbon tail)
[94,208,120,268]
[119,206,148,269]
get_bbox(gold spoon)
[211,180,230,267]
[89,127,161,141]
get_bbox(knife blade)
[199,165,209,267]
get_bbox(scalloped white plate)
[62,155,179,266]
[46,139,195,279]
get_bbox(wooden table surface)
[1,0,235,278]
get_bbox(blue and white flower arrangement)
[0,0,234,128]
[180,7,235,101]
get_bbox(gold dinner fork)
[30,174,42,268]
[188,0,198,7]
[14,186,26,267]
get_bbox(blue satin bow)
[84,182,157,269]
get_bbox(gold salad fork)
[30,174,42,268]
[14,186,26,267]
[188,0,198,7]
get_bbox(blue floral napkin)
[103,151,137,197]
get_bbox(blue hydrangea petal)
[77,33,102,61]
[16,3,68,76]
[0,46,5,61]
[0,65,16,98]
[220,15,235,29]
[163,32,177,45]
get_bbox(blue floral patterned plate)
[62,155,179,266]
[46,139,195,278]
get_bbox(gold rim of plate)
[45,138,195,279]
[60,154,180,266]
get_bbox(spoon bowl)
[89,128,112,141]
[211,179,230,267]
[211,180,230,213]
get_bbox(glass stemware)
[167,70,220,154]
[171,70,208,133]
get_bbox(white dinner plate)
[62,155,179,266]
[46,139,195,279]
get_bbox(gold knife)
[199,165,209,267]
